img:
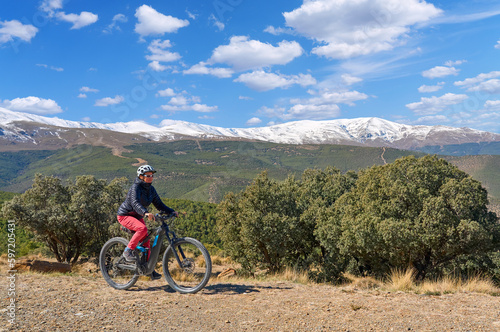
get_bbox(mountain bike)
[99,213,212,294]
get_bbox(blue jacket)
[117,177,174,218]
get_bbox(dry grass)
[384,268,500,295]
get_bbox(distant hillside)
[417,141,500,156]
[0,140,498,212]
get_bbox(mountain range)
[1,107,499,153]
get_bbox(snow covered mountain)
[1,107,499,152]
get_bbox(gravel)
[3,272,500,331]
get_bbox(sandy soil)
[2,269,500,331]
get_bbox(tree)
[217,168,356,275]
[317,155,500,280]
[3,174,127,263]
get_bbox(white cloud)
[454,71,500,88]
[1,96,62,115]
[148,61,169,72]
[294,90,369,107]
[36,63,63,72]
[94,95,124,107]
[283,0,441,59]
[468,79,500,94]
[444,60,466,67]
[0,20,38,44]
[414,115,449,124]
[496,40,500,49]
[418,82,444,93]
[77,93,87,98]
[422,66,460,79]
[135,5,189,37]
[341,74,362,86]
[484,100,500,110]
[264,26,294,36]
[39,0,63,16]
[246,117,262,126]
[405,93,468,115]
[159,91,218,113]
[156,88,176,97]
[104,13,128,33]
[56,11,98,29]
[183,62,234,78]
[258,89,367,121]
[80,86,99,93]
[209,14,224,31]
[81,116,91,121]
[146,39,181,64]
[239,96,253,100]
[161,103,218,113]
[234,71,316,91]
[209,36,303,71]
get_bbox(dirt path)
[3,272,500,331]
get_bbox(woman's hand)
[145,212,155,221]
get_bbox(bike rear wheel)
[99,237,139,290]
[163,237,212,294]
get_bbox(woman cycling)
[117,164,178,280]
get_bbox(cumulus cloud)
[234,71,316,91]
[145,39,181,70]
[156,88,176,97]
[0,20,38,44]
[77,93,87,98]
[422,66,460,79]
[159,91,218,113]
[1,96,62,115]
[405,93,468,115]
[454,71,500,88]
[148,61,169,71]
[414,115,449,125]
[418,82,444,93]
[208,36,303,71]
[183,62,234,78]
[94,95,124,107]
[56,11,98,29]
[496,40,500,49]
[484,100,500,110]
[104,14,128,33]
[468,79,500,94]
[246,117,262,126]
[259,89,368,121]
[283,0,441,59]
[39,0,63,16]
[135,5,189,38]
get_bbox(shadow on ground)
[130,282,293,295]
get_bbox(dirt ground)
[2,268,500,332]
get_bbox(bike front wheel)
[99,237,139,290]
[163,237,212,294]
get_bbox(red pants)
[117,215,151,254]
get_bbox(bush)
[217,168,355,275]
[2,174,128,263]
[317,155,500,280]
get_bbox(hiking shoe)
[150,270,162,280]
[123,248,137,262]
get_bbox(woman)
[117,164,177,280]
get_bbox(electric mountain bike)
[99,213,212,294]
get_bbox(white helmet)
[137,164,156,177]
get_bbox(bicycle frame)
[118,215,187,276]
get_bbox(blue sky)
[1,0,500,133]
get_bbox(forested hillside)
[0,140,498,209]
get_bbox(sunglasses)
[143,174,154,178]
